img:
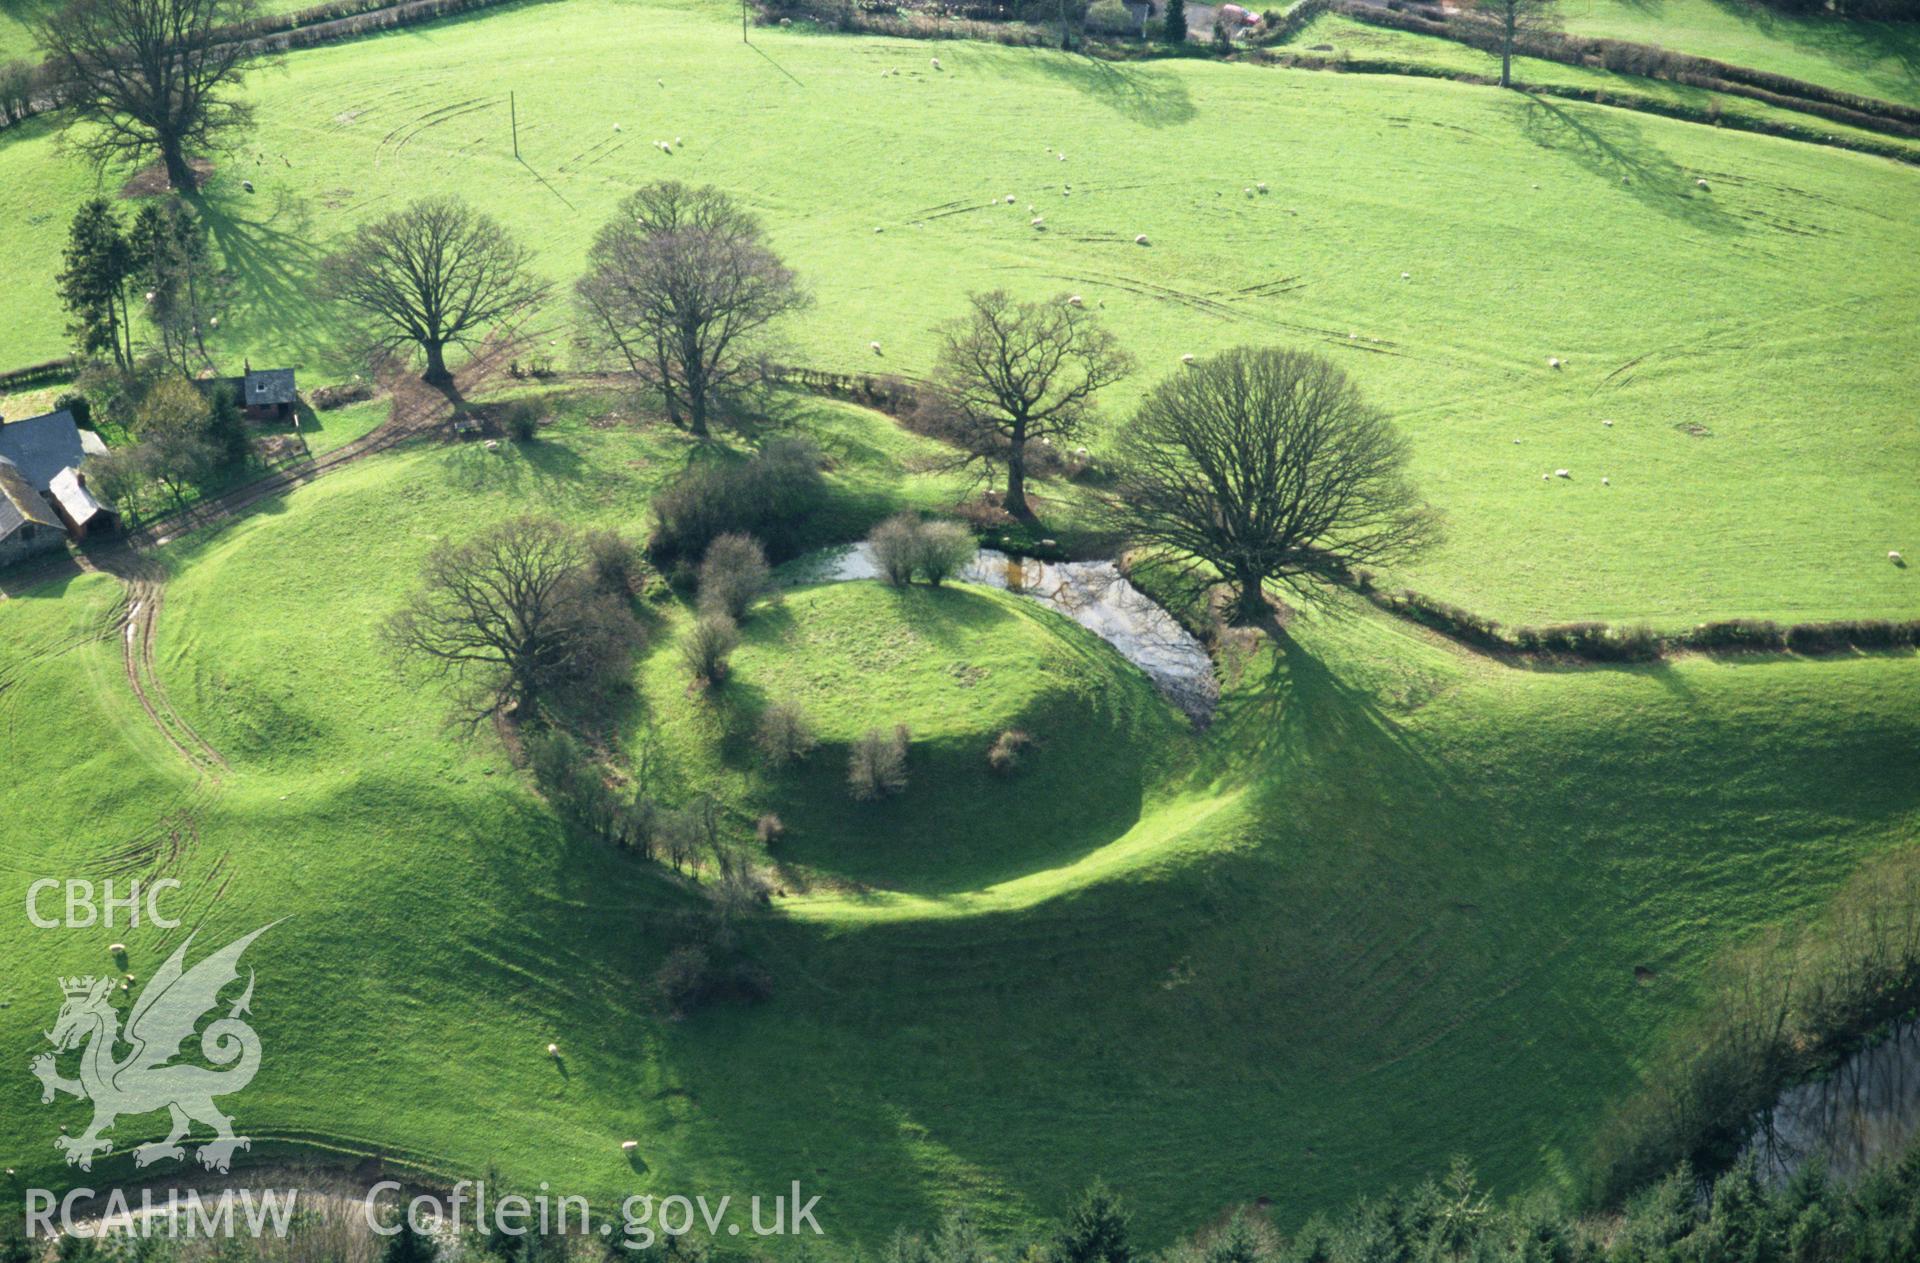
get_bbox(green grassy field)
[1561,0,1920,107]
[2,0,1915,624]
[3,393,1916,1247]
[1,0,1917,1249]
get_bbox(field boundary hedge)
[1358,578,1920,663]
[1325,0,1920,138]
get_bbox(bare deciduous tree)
[927,291,1132,522]
[1106,347,1439,623]
[36,0,264,191]
[576,182,810,437]
[320,196,549,385]
[1475,0,1561,88]
[385,517,640,724]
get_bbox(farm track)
[122,578,227,777]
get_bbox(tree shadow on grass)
[191,185,351,362]
[1513,94,1746,234]
[1025,53,1198,127]
[1701,0,1920,93]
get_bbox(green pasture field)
[1,0,1915,623]
[2,395,1916,1248]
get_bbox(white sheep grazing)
[612,123,622,132]
[1602,477,1611,486]
[1542,474,1551,481]
[1135,234,1150,245]
[1696,178,1709,188]
[873,226,883,233]
[1513,439,1521,445]
[1181,354,1195,365]
[675,137,682,146]
[547,1043,559,1055]
[1244,187,1253,197]
[1031,217,1045,228]
[1058,153,1067,161]
[870,341,882,354]
[1555,469,1571,479]
[1005,194,1015,203]
[622,1141,639,1152]
[1256,182,1268,193]
[109,943,126,955]
[930,56,942,69]
[1603,419,1614,427]
[1067,294,1083,306]
[1548,357,1562,369]
[1401,271,1410,280]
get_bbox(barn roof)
[243,369,298,407]
[0,410,85,491]
[49,466,111,526]
[0,455,62,539]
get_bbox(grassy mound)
[648,581,1193,894]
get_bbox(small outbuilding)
[47,467,118,540]
[240,368,299,421]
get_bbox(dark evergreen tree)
[1052,1182,1131,1263]
[381,1219,439,1263]
[1162,0,1185,43]
[57,198,134,370]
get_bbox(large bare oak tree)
[1107,346,1439,622]
[927,290,1132,522]
[36,0,263,191]
[576,181,810,437]
[320,195,549,385]
[385,517,641,724]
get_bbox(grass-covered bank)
[3,390,1915,1245]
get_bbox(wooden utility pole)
[510,91,519,159]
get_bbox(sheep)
[870,341,883,354]
[1244,187,1253,197]
[622,1141,639,1152]
[1548,357,1562,369]
[1031,217,1045,229]
[1066,294,1083,306]
[1256,182,1268,193]
[1005,194,1015,203]
[1180,354,1195,365]
[1695,177,1709,188]
[1602,477,1611,486]
[1603,419,1614,427]
[109,943,126,955]
[930,56,942,69]
[242,179,254,193]
[1058,153,1067,161]
[612,123,622,132]
[1135,234,1150,245]
[1513,439,1521,445]
[547,1043,559,1056]
[1401,271,1410,280]
[1542,474,1550,481]
[874,226,883,233]
[675,137,682,146]
[1555,469,1571,479]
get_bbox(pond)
[1744,1020,1920,1185]
[786,543,1219,725]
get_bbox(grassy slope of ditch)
[1,394,1915,1247]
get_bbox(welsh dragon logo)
[30,924,275,1173]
